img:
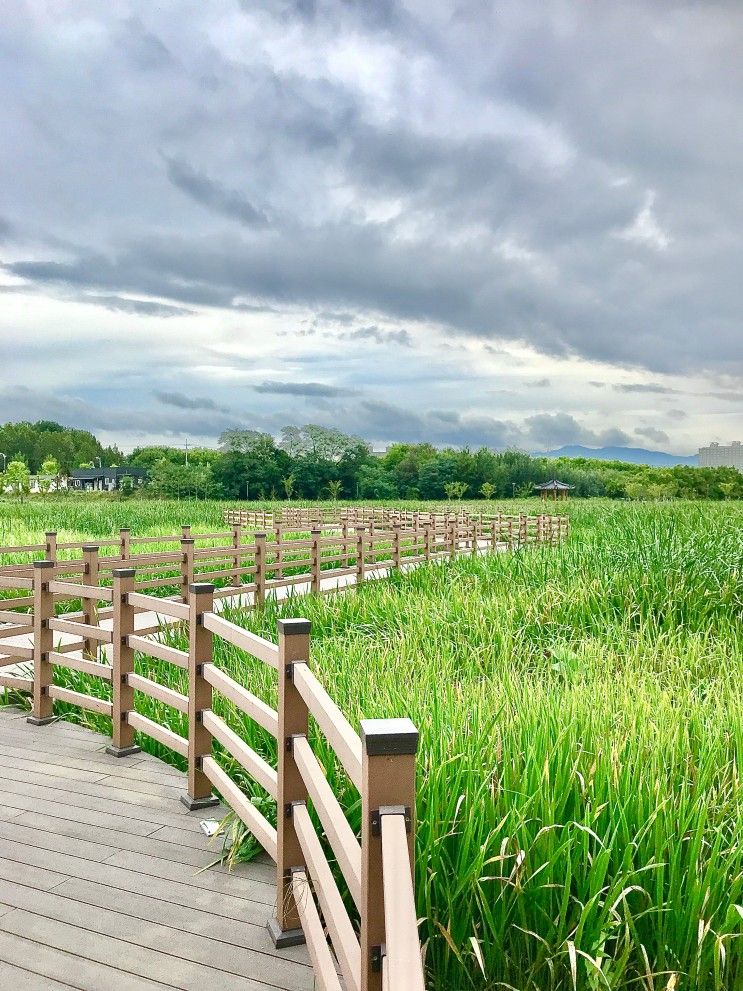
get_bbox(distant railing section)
[6,565,426,990]
[1,512,568,695]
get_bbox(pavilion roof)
[533,479,575,490]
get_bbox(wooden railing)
[0,514,567,607]
[11,567,426,990]
[225,505,570,540]
[1,514,568,698]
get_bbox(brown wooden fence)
[3,565,426,990]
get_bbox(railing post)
[120,527,131,560]
[356,526,366,586]
[471,520,478,557]
[254,532,266,607]
[81,545,100,659]
[182,524,192,539]
[275,525,284,580]
[342,521,349,571]
[424,524,431,562]
[182,583,219,810]
[44,531,57,567]
[392,523,401,571]
[360,718,420,991]
[28,560,55,726]
[232,524,242,585]
[107,569,140,757]
[310,528,321,594]
[269,618,310,948]
[448,521,456,560]
[180,537,194,603]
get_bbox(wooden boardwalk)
[0,707,313,990]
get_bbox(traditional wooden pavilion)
[534,479,574,501]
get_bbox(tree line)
[1,420,742,501]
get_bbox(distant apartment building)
[698,441,743,471]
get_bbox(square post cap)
[82,544,99,552]
[45,531,57,537]
[255,531,267,538]
[112,568,136,578]
[361,718,419,756]
[34,559,55,570]
[189,582,215,594]
[278,618,311,635]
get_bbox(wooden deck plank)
[9,810,276,881]
[0,775,216,829]
[0,928,175,991]
[0,741,187,785]
[0,880,312,991]
[0,960,79,989]
[0,709,310,990]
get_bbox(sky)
[1,0,741,455]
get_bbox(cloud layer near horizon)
[1,1,741,452]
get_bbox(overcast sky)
[1,1,741,454]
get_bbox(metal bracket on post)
[370,805,411,836]
[370,945,386,973]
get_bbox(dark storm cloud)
[253,381,356,397]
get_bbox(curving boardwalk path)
[0,707,312,990]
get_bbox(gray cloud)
[154,390,230,413]
[343,326,412,347]
[253,381,356,397]
[524,413,632,451]
[86,295,193,318]
[613,383,679,395]
[163,156,269,228]
[2,0,741,451]
[635,425,670,445]
[0,386,237,440]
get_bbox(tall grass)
[2,498,742,989]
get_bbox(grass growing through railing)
[2,498,742,989]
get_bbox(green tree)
[444,481,469,501]
[119,475,134,499]
[326,479,343,500]
[4,460,31,500]
[480,481,496,500]
[282,474,296,500]
[38,457,60,495]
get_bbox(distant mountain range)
[533,445,698,467]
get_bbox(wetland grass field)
[1,497,742,990]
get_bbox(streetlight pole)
[184,438,189,467]
[0,453,6,471]
[512,482,516,499]
[246,481,249,502]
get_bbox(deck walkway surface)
[0,707,313,990]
